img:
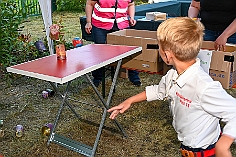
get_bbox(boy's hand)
[108,91,147,119]
[107,100,131,119]
[215,134,234,157]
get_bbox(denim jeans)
[92,25,140,84]
[204,29,236,44]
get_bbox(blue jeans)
[204,29,236,44]
[92,25,140,84]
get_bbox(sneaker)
[132,81,142,87]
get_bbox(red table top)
[7,44,141,84]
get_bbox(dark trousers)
[204,29,236,44]
[92,25,140,84]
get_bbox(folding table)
[6,44,142,157]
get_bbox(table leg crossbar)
[51,133,93,156]
[47,59,127,157]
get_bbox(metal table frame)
[6,44,142,157]
[47,60,126,156]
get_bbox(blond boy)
[108,17,236,157]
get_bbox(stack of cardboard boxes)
[200,41,236,89]
[107,29,162,73]
[107,29,236,89]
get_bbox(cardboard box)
[200,41,236,89]
[107,29,163,72]
[119,68,128,78]
[146,12,167,21]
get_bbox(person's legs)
[128,70,141,86]
[91,26,108,87]
[203,29,218,41]
[92,25,141,87]
[227,33,236,44]
[92,26,108,44]
[204,29,236,44]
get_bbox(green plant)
[0,0,22,65]
[56,0,86,12]
[0,1,51,81]
[0,0,49,81]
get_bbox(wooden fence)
[15,0,57,17]
[15,0,42,17]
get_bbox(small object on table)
[146,12,167,21]
[56,44,66,60]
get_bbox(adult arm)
[108,91,147,119]
[127,2,136,26]
[85,0,96,34]
[215,18,236,51]
[188,0,200,18]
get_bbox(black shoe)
[132,81,142,87]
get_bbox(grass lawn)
[0,11,236,157]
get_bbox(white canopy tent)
[38,0,54,55]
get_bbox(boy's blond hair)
[157,17,204,62]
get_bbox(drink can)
[0,129,4,138]
[34,40,47,52]
[45,89,55,96]
[42,91,49,98]
[72,37,83,48]
[41,123,53,136]
[0,120,3,127]
[15,124,24,137]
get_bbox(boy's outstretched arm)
[215,134,234,157]
[107,91,147,119]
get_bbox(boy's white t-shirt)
[145,58,236,149]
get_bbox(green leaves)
[0,0,21,66]
[56,0,87,12]
[0,1,50,80]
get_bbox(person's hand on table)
[107,100,132,119]
[85,22,92,34]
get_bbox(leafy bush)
[55,0,148,12]
[0,0,50,81]
[0,0,22,66]
[56,0,86,12]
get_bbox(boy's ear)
[164,50,172,63]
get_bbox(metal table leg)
[46,59,127,157]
